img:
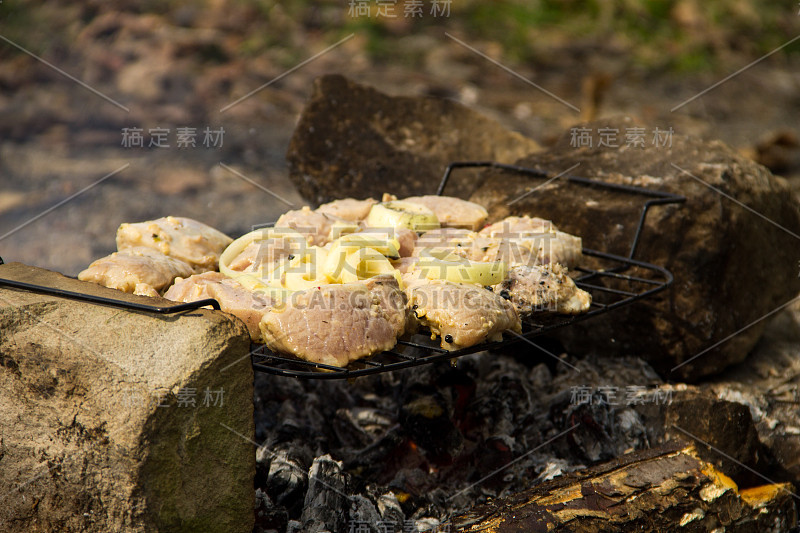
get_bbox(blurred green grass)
[0,0,798,73]
[341,0,800,72]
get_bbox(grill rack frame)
[251,161,686,379]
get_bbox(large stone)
[705,299,800,484]
[470,117,800,380]
[0,263,254,532]
[286,74,541,205]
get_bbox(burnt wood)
[446,442,797,532]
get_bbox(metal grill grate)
[250,249,673,379]
[251,161,685,379]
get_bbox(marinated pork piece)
[164,272,273,341]
[350,227,417,257]
[534,231,583,266]
[391,256,419,274]
[403,195,489,230]
[468,231,583,267]
[405,279,521,351]
[412,228,474,258]
[275,206,343,246]
[492,264,591,315]
[413,225,581,268]
[479,215,557,237]
[226,235,301,273]
[476,215,582,266]
[116,216,232,272]
[316,198,378,221]
[395,228,418,257]
[226,241,261,272]
[134,283,160,297]
[259,275,408,367]
[78,246,195,294]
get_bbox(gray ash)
[252,351,662,532]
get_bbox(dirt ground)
[1,1,799,276]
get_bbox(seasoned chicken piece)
[316,198,378,222]
[259,275,408,367]
[275,206,343,246]
[492,264,591,315]
[164,272,273,341]
[116,216,232,272]
[403,195,489,230]
[78,246,194,294]
[405,279,521,351]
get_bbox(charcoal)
[399,385,463,463]
[388,467,431,499]
[550,391,631,463]
[473,364,537,435]
[300,455,349,533]
[333,408,374,450]
[472,435,516,489]
[273,417,310,444]
[376,492,406,530]
[533,458,582,483]
[614,408,649,451]
[431,368,477,430]
[351,407,396,437]
[258,445,312,517]
[528,362,552,389]
[347,495,381,533]
[342,425,406,477]
[333,407,396,450]
[253,488,289,533]
[254,346,800,531]
[414,518,442,532]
